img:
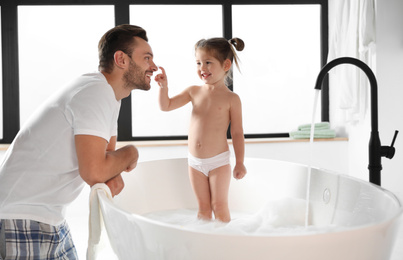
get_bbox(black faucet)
[314,57,398,186]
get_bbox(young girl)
[155,37,247,222]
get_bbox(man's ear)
[224,59,232,72]
[114,51,128,69]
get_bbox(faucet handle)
[381,130,399,159]
[390,130,399,147]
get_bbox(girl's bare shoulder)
[188,85,202,90]
[228,91,242,105]
[227,89,240,98]
[186,85,203,95]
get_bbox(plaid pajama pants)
[0,219,78,260]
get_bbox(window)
[18,6,114,125]
[0,0,328,143]
[232,5,322,135]
[129,5,222,137]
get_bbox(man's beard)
[123,59,151,91]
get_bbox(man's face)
[123,37,157,91]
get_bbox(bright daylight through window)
[14,3,323,141]
[129,4,321,138]
[232,5,321,134]
[130,5,223,137]
[18,6,114,126]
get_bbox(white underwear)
[188,151,230,177]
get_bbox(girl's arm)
[155,66,192,111]
[230,94,247,180]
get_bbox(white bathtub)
[97,158,402,260]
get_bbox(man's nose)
[150,61,158,71]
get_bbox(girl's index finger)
[158,66,166,75]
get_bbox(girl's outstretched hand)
[233,163,247,180]
[154,66,168,89]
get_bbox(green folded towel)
[298,122,330,131]
[289,129,336,139]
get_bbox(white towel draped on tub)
[86,183,147,259]
[328,0,376,123]
[87,183,113,260]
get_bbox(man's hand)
[75,135,139,186]
[105,174,124,197]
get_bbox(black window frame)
[0,0,328,143]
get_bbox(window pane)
[130,5,222,137]
[233,5,321,134]
[18,6,114,126]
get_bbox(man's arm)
[104,136,134,196]
[75,135,138,195]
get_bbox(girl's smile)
[201,72,212,80]
[195,49,227,85]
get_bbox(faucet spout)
[314,57,397,186]
[314,57,378,131]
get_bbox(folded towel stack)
[289,122,336,139]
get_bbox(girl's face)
[195,49,229,85]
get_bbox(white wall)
[0,140,349,173]
[328,0,403,193]
[376,0,403,192]
[135,140,349,174]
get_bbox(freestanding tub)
[97,158,402,260]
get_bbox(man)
[0,24,157,259]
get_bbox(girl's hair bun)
[229,38,245,51]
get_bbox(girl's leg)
[208,164,232,222]
[188,166,213,220]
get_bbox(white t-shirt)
[0,72,121,226]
